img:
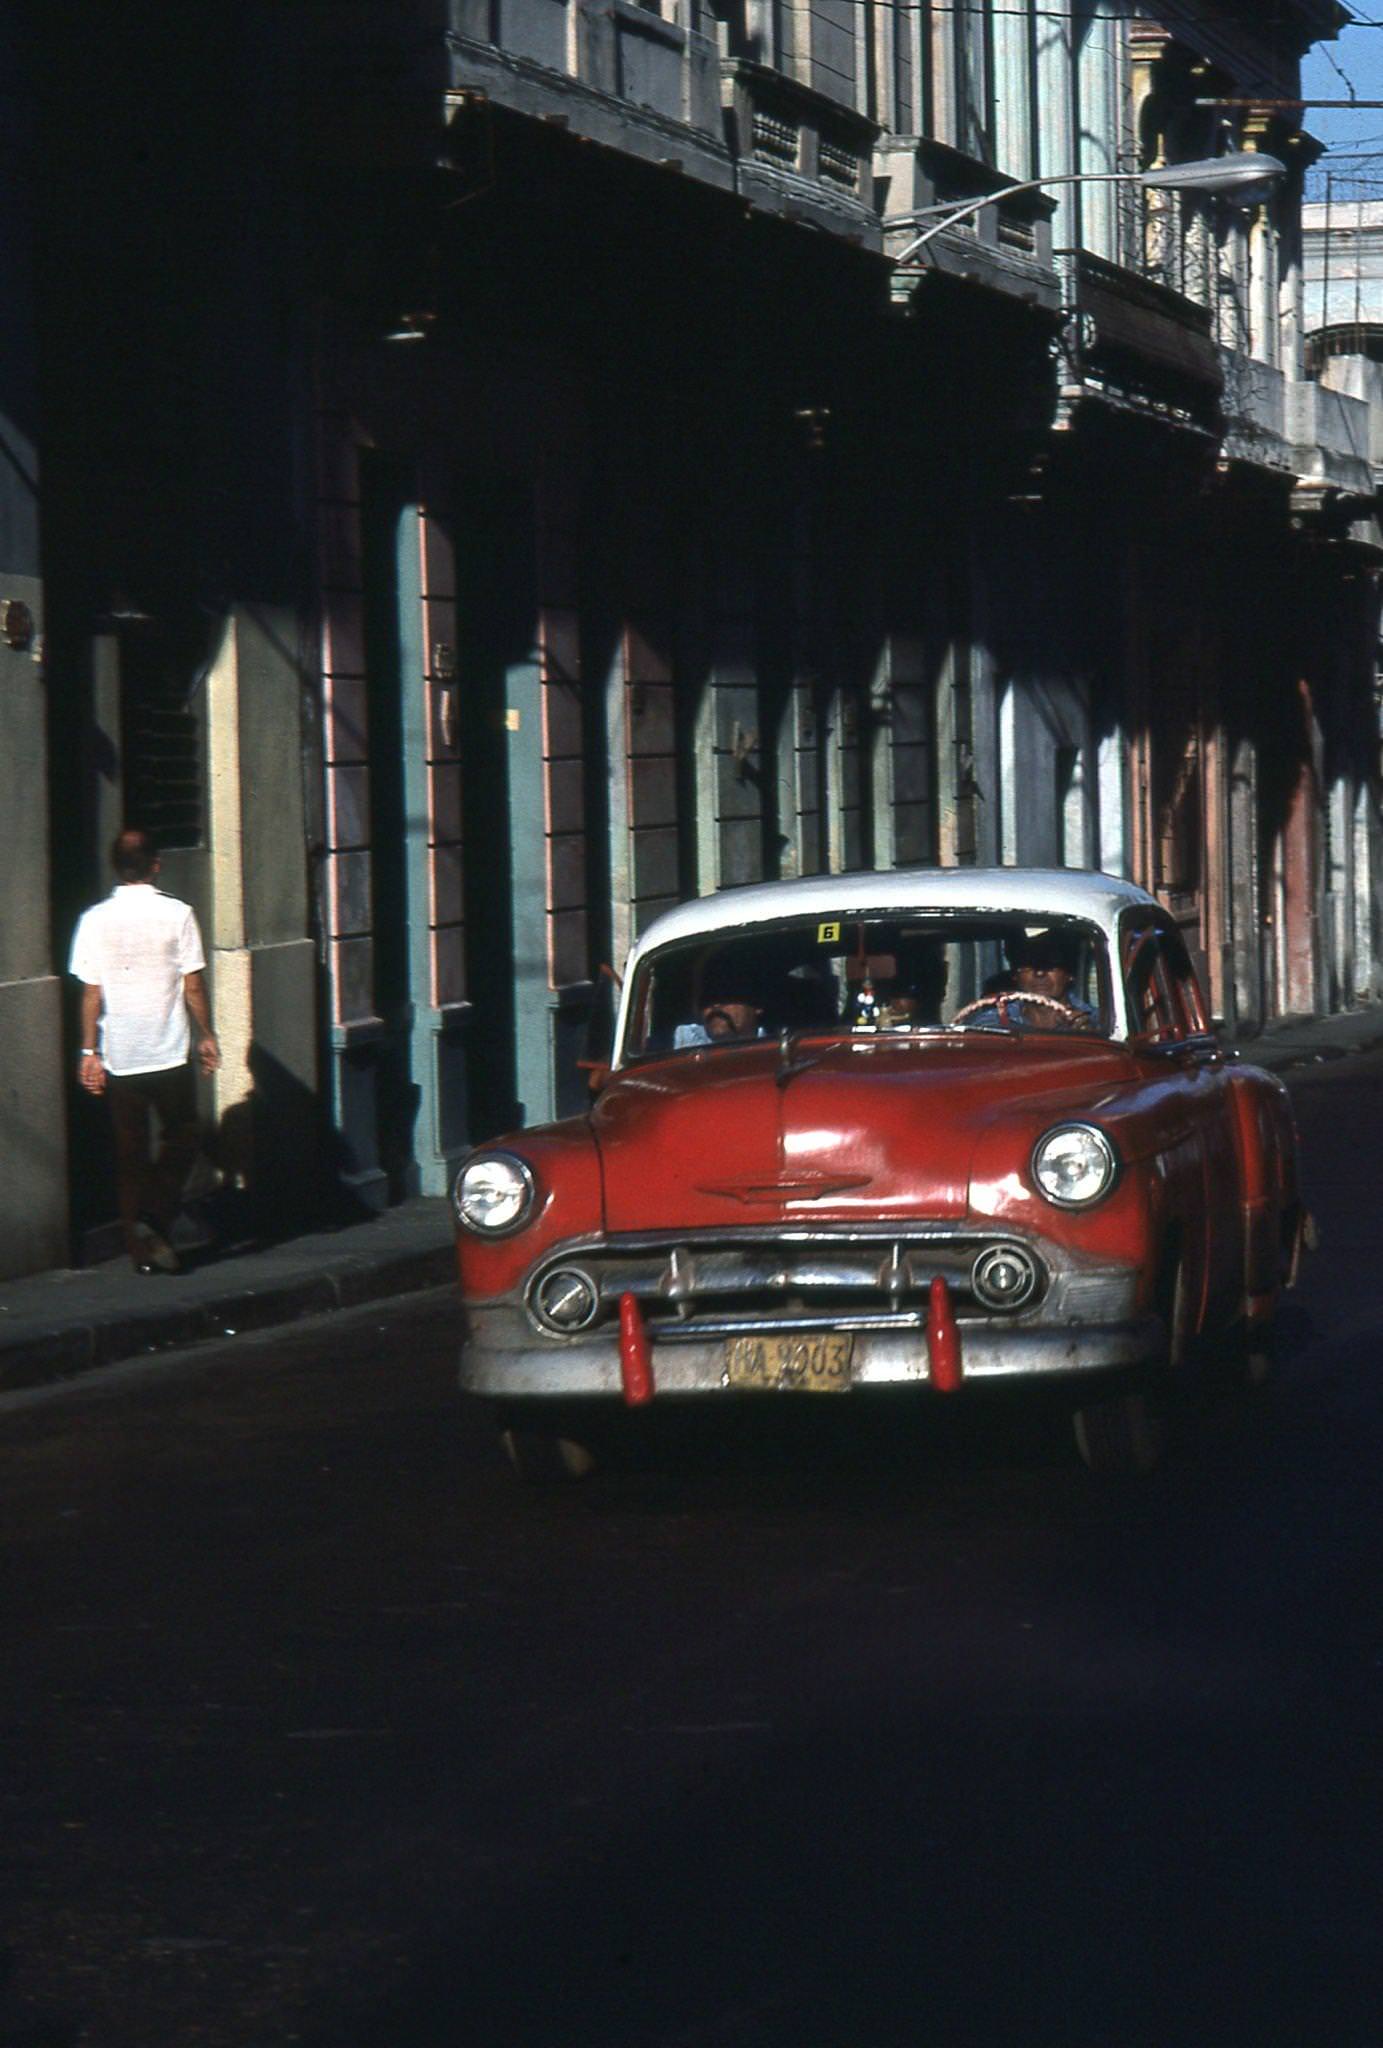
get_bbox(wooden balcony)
[1064,249,1221,394]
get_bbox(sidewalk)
[3,1003,1381,1397]
[0,1198,455,1396]
[1230,1002,1383,1073]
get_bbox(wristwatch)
[79,1048,96,1057]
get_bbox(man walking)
[70,828,220,1274]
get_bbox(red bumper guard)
[618,1292,655,1407]
[927,1275,963,1393]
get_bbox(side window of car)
[1121,920,1181,1042]
[1159,928,1210,1035]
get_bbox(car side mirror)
[1211,1021,1241,1060]
[578,967,619,1095]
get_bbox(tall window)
[1074,1,1122,262]
[957,0,994,163]
[120,636,203,851]
[857,0,914,133]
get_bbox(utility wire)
[778,4,1383,19]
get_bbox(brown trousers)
[106,1063,200,1256]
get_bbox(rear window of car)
[622,914,1111,1060]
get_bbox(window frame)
[1120,910,1213,1047]
[620,909,1113,1063]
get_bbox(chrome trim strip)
[655,1311,931,1337]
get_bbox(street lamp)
[883,152,1288,264]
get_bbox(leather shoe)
[132,1221,182,1276]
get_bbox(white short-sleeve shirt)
[69,885,207,1076]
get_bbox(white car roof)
[624,867,1158,970]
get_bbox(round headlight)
[1032,1124,1117,1208]
[452,1152,537,1235]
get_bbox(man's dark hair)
[1008,927,1077,974]
[111,828,159,883]
[700,949,762,1006]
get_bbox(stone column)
[1129,24,1174,287]
[0,574,66,1278]
[205,605,319,1220]
[1244,110,1281,368]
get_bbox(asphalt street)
[2,1052,1381,2047]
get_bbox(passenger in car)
[673,959,768,1047]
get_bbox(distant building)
[1304,193,1383,335]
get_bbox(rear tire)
[1222,1320,1275,1389]
[1240,1343,1273,1389]
[1072,1259,1182,1475]
[499,1427,597,1484]
[1072,1390,1167,1475]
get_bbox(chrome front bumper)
[459,1302,1165,1399]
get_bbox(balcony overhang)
[722,60,881,245]
[1057,249,1222,436]
[1066,250,1220,386]
[444,33,735,197]
[1288,480,1383,557]
[880,137,1061,317]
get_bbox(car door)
[1159,925,1243,1324]
[1121,913,1240,1335]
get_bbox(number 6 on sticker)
[817,921,841,943]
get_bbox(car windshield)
[622,913,1112,1060]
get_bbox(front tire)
[499,1427,597,1484]
[1072,1389,1167,1475]
[1072,1260,1183,1474]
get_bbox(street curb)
[1238,1025,1383,1075]
[0,1243,457,1396]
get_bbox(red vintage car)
[454,869,1306,1476]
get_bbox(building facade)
[305,0,1379,1206]
[0,12,61,1278]
[3,0,1379,1274]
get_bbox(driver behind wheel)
[1007,930,1096,1025]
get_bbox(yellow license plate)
[724,1333,854,1393]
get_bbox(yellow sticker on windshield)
[817,921,841,944]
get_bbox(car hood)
[593,1036,1134,1230]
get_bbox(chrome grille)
[525,1231,1047,1338]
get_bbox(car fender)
[1225,1063,1301,1304]
[453,1118,603,1301]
